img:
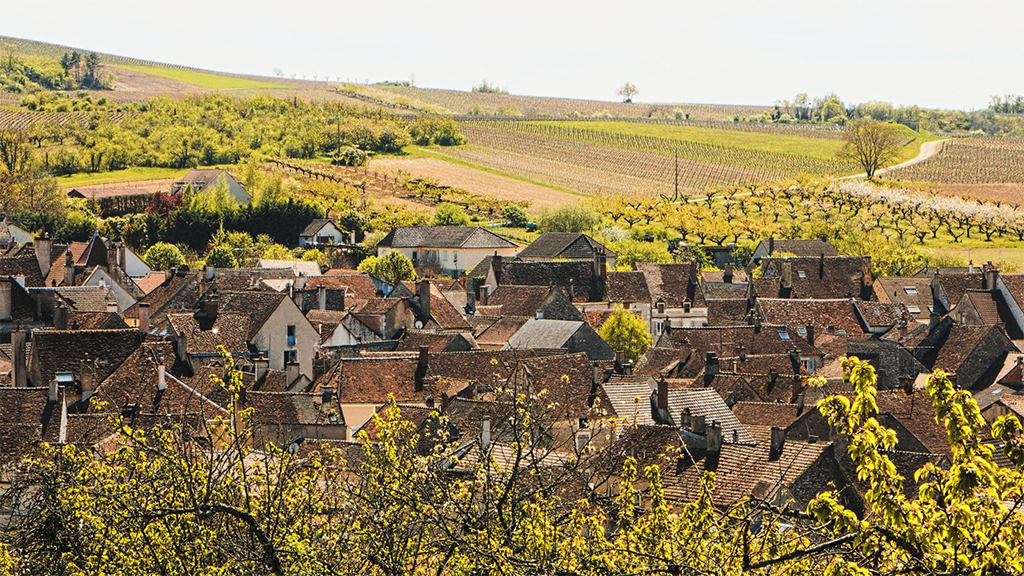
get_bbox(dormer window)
[656,300,666,313]
[683,299,691,313]
[904,286,918,295]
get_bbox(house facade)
[377,226,518,277]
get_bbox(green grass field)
[113,64,288,90]
[57,166,190,188]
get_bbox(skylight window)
[797,270,807,279]
[904,286,918,295]
[907,305,921,314]
[779,331,791,340]
[796,327,807,335]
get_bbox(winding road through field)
[842,138,948,179]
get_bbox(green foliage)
[331,146,368,166]
[409,116,466,146]
[598,305,652,362]
[204,245,237,268]
[613,239,673,269]
[301,248,329,268]
[367,251,415,283]
[432,202,470,226]
[538,203,599,233]
[55,209,95,242]
[472,79,508,94]
[502,204,529,228]
[143,242,185,271]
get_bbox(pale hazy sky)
[2,0,1021,110]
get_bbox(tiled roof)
[600,377,656,425]
[514,353,596,419]
[377,226,516,249]
[662,425,832,506]
[300,218,337,237]
[474,317,529,347]
[636,263,705,307]
[757,238,837,258]
[67,311,128,330]
[506,319,582,350]
[605,271,651,303]
[516,233,614,260]
[259,259,323,277]
[485,284,553,317]
[706,298,750,327]
[0,253,46,287]
[31,328,142,392]
[852,300,911,330]
[501,260,604,302]
[873,277,934,319]
[702,281,748,300]
[664,388,753,444]
[395,331,474,353]
[759,256,869,299]
[758,298,864,335]
[134,272,166,295]
[54,286,117,312]
[218,291,288,339]
[731,401,812,429]
[123,272,199,323]
[875,389,951,456]
[934,272,985,309]
[425,283,471,330]
[167,312,251,355]
[308,273,384,299]
[658,325,819,357]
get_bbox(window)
[284,350,297,365]
[452,251,457,262]
[801,358,816,374]
[907,305,921,314]
[287,324,296,346]
[443,250,448,262]
[796,327,807,335]
[411,250,418,262]
[904,286,918,295]
[779,330,791,341]
[836,329,847,336]
[797,270,807,279]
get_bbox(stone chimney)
[819,253,826,279]
[415,345,429,392]
[255,356,270,383]
[203,295,219,319]
[106,301,118,313]
[34,233,52,278]
[318,286,327,310]
[491,254,503,285]
[593,249,607,281]
[0,277,11,322]
[49,376,58,403]
[657,378,668,411]
[706,422,723,453]
[138,302,151,336]
[53,302,68,331]
[704,352,719,385]
[805,323,815,346]
[692,414,706,435]
[928,309,940,330]
[81,359,95,402]
[768,237,775,255]
[64,250,75,287]
[477,284,489,306]
[418,281,431,321]
[11,329,26,388]
[781,261,792,288]
[157,363,167,392]
[769,426,785,460]
[723,263,734,284]
[286,361,299,386]
[984,262,1000,291]
[481,418,491,451]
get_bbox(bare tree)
[272,67,283,77]
[617,82,638,103]
[837,118,904,179]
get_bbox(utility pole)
[674,147,679,201]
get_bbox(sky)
[2,0,1022,110]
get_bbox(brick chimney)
[53,302,68,330]
[138,302,151,335]
[704,352,719,385]
[819,253,826,279]
[805,322,815,346]
[255,356,270,383]
[984,262,1000,290]
[491,254,503,285]
[692,414,706,435]
[593,249,607,281]
[768,237,775,255]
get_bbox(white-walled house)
[299,219,348,247]
[376,226,517,277]
[219,291,319,377]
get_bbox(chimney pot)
[138,302,151,336]
[481,418,492,451]
[657,378,667,411]
[157,364,167,392]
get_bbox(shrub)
[144,242,186,271]
[302,248,329,268]
[538,204,599,233]
[332,146,367,167]
[205,245,237,268]
[598,306,651,362]
[56,210,96,243]
[366,251,415,284]
[433,202,470,226]
[502,204,529,228]
[409,117,466,146]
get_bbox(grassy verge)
[112,64,288,90]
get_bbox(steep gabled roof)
[664,387,754,444]
[218,291,290,339]
[605,271,651,303]
[300,218,338,238]
[516,233,614,260]
[637,263,705,307]
[167,312,252,356]
[377,226,516,250]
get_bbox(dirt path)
[368,155,584,210]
